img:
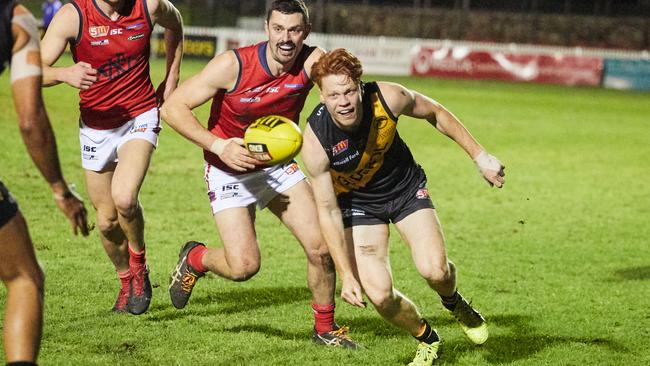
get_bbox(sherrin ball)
[244,115,303,165]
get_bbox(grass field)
[1,56,649,365]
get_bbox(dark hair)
[311,48,363,88]
[0,0,16,74]
[266,0,310,25]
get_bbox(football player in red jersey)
[39,0,183,315]
[1,3,88,364]
[162,0,359,348]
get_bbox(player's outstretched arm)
[148,0,183,105]
[40,4,97,89]
[160,51,258,172]
[381,82,505,188]
[302,125,366,308]
[11,6,89,236]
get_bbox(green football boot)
[450,294,488,345]
[408,341,441,366]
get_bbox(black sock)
[440,290,461,311]
[6,362,38,366]
[414,319,440,344]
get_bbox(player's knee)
[365,287,396,311]
[5,266,44,296]
[112,193,138,219]
[96,213,119,236]
[306,246,335,271]
[229,261,260,282]
[421,262,452,285]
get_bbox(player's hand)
[211,138,259,172]
[341,275,366,308]
[474,151,505,188]
[60,62,97,90]
[155,77,179,106]
[53,184,90,236]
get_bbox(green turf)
[1,56,649,365]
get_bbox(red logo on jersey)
[416,188,429,199]
[89,25,110,38]
[332,139,349,156]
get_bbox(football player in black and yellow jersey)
[302,49,505,366]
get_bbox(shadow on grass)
[338,314,453,337]
[614,266,650,281]
[146,285,312,321]
[442,314,628,364]
[309,313,628,365]
[224,324,307,341]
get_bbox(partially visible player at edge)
[1,2,89,365]
[162,0,359,348]
[40,0,183,314]
[302,49,506,365]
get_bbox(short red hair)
[311,48,363,88]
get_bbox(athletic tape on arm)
[10,13,41,83]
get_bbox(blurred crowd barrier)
[23,1,649,50]
[171,1,650,51]
[152,26,650,91]
[320,4,650,51]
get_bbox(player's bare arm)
[160,51,258,172]
[303,46,325,77]
[302,125,366,308]
[11,6,89,236]
[41,4,97,89]
[148,0,183,104]
[380,82,505,188]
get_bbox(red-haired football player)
[162,0,358,348]
[1,2,89,364]
[302,49,505,365]
[40,0,184,314]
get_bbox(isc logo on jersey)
[244,115,303,165]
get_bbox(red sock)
[128,245,146,269]
[118,270,132,290]
[187,245,208,273]
[312,303,335,334]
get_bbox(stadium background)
[1,1,649,365]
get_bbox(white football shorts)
[204,161,306,215]
[78,108,160,171]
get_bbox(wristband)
[53,183,81,201]
[474,150,502,173]
[209,139,226,156]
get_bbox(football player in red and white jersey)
[162,0,359,348]
[1,2,88,364]
[39,0,183,315]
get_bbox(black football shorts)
[339,174,434,228]
[0,179,19,229]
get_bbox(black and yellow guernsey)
[307,82,425,204]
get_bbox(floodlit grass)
[1,56,649,365]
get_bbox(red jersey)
[205,41,315,172]
[71,0,156,130]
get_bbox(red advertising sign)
[411,46,603,86]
